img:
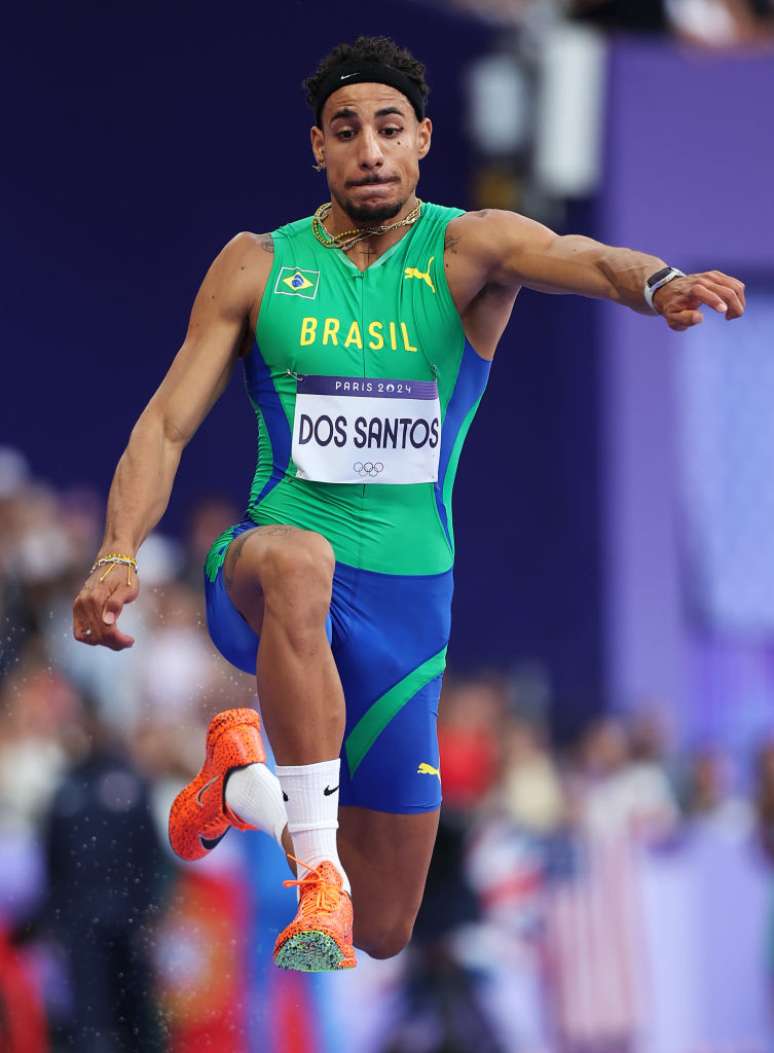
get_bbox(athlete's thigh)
[231,520,338,618]
[330,564,451,949]
[220,523,270,630]
[332,563,451,814]
[203,520,331,674]
[338,805,440,942]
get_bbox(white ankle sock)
[225,763,288,845]
[275,758,351,894]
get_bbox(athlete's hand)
[653,271,745,331]
[72,562,139,650]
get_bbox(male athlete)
[72,36,745,972]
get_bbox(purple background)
[600,39,774,743]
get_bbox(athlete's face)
[311,83,431,224]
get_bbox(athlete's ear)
[310,125,325,170]
[416,117,432,160]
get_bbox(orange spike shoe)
[168,708,265,861]
[274,860,357,972]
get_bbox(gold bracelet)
[90,553,138,586]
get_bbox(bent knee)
[256,530,335,640]
[263,530,332,581]
[355,919,414,960]
[260,529,335,592]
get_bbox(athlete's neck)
[326,194,420,270]
[327,193,419,233]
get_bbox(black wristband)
[644,266,685,311]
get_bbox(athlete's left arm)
[469,209,746,332]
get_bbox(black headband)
[313,62,426,127]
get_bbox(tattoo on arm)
[259,234,274,254]
[445,210,488,259]
[444,232,461,271]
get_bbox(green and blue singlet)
[204,203,490,813]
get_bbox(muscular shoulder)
[447,209,553,263]
[445,209,557,305]
[202,231,275,320]
[219,230,275,286]
[229,230,276,259]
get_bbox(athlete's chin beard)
[334,189,406,226]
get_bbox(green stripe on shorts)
[204,525,237,584]
[345,646,447,777]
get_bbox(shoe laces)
[284,855,342,916]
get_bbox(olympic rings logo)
[353,461,384,477]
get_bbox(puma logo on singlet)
[417,762,441,778]
[404,257,436,294]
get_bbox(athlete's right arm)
[72,232,274,650]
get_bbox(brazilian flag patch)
[274,266,320,300]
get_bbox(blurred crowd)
[2,446,774,1052]
[0,448,256,1052]
[433,0,774,45]
[570,0,774,44]
[440,0,774,226]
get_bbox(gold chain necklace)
[311,199,423,253]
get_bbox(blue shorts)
[204,522,452,814]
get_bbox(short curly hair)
[303,36,430,121]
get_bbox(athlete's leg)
[200,522,444,964]
[327,564,451,960]
[222,524,357,969]
[170,521,355,970]
[338,806,439,959]
[222,524,344,763]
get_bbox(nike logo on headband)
[340,72,358,80]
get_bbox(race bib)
[291,375,441,485]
